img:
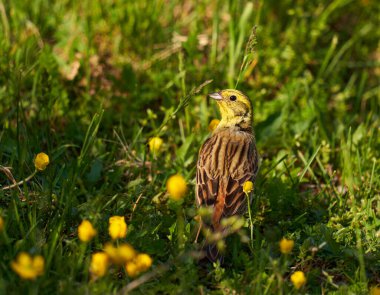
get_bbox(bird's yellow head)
[209,89,252,131]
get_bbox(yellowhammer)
[196,89,259,262]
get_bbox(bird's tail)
[203,242,223,263]
[197,217,225,263]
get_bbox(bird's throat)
[217,113,252,132]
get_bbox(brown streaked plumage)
[196,89,259,262]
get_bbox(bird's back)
[196,128,259,229]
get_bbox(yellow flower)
[34,152,50,171]
[0,216,4,231]
[125,261,139,277]
[208,119,220,132]
[11,252,44,280]
[166,174,187,201]
[290,271,306,290]
[103,243,119,262]
[242,181,254,194]
[118,244,137,262]
[109,216,127,240]
[135,253,152,271]
[104,243,136,264]
[148,137,163,154]
[78,220,97,242]
[125,253,153,277]
[279,238,294,254]
[371,286,380,295]
[90,252,109,278]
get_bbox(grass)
[0,0,379,294]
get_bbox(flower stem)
[176,206,185,251]
[246,193,254,252]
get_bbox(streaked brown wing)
[196,136,220,208]
[196,130,259,227]
[223,137,258,217]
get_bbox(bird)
[196,89,259,262]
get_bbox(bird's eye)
[230,95,237,101]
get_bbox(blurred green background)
[0,0,379,294]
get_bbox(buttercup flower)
[0,216,4,231]
[135,253,152,271]
[125,261,139,277]
[34,153,50,171]
[109,216,127,240]
[11,252,44,280]
[78,220,97,242]
[90,252,109,278]
[148,137,163,154]
[242,181,254,194]
[290,271,307,290]
[104,243,136,264]
[279,238,294,254]
[166,174,187,201]
[125,253,152,277]
[117,244,136,262]
[208,119,220,132]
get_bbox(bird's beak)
[208,92,223,100]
